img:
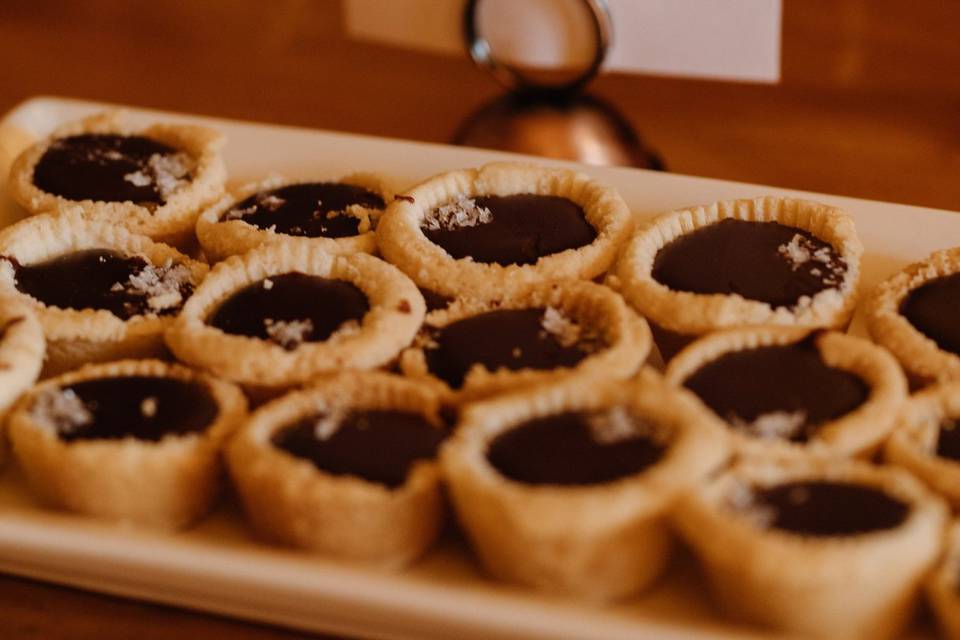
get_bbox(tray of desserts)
[0,95,958,640]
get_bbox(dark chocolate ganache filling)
[207,272,369,350]
[272,409,446,488]
[39,376,218,442]
[423,307,597,389]
[900,272,960,356]
[652,219,847,308]
[9,249,193,319]
[682,336,869,442]
[487,409,667,486]
[32,133,192,206]
[746,481,909,536]
[223,182,385,238]
[421,194,597,266]
[936,419,960,461]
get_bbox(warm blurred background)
[2,0,959,210]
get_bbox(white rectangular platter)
[0,96,955,640]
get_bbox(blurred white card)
[344,0,781,83]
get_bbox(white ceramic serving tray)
[0,96,954,640]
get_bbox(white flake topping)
[777,233,845,287]
[31,388,92,434]
[259,194,286,211]
[729,410,808,441]
[113,258,194,313]
[422,195,493,231]
[264,318,313,350]
[540,306,582,348]
[312,410,344,441]
[140,396,158,418]
[587,406,644,444]
[123,170,151,187]
[148,152,193,200]
[223,204,256,221]
[262,278,274,290]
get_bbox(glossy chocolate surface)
[57,376,218,442]
[752,480,909,536]
[10,249,191,319]
[423,194,596,266]
[423,308,590,389]
[936,419,960,461]
[225,182,384,238]
[652,219,846,308]
[208,272,369,348]
[487,410,666,486]
[33,133,185,205]
[683,336,869,441]
[418,287,453,312]
[272,409,445,488]
[900,272,960,356]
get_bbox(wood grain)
[0,0,957,638]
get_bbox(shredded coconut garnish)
[777,234,845,287]
[113,258,193,313]
[262,278,274,290]
[140,396,158,418]
[422,195,493,231]
[223,204,256,221]
[264,318,314,350]
[729,410,808,441]
[312,409,344,441]
[540,307,582,348]
[31,388,92,434]
[259,194,286,211]
[123,170,151,187]
[148,152,193,200]
[587,406,645,444]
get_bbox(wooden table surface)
[1,0,959,638]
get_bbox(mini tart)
[6,359,247,529]
[0,296,45,466]
[674,459,947,640]
[886,381,960,507]
[195,173,393,263]
[8,111,225,248]
[665,326,906,460]
[376,162,631,299]
[613,196,863,360]
[866,247,960,386]
[165,241,425,393]
[227,371,447,568]
[441,369,730,601]
[0,211,207,377]
[927,521,960,640]
[398,279,651,404]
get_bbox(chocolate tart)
[0,296,44,466]
[612,196,863,360]
[866,247,960,386]
[397,280,650,404]
[665,327,905,461]
[886,381,960,507]
[7,111,226,248]
[7,359,247,529]
[376,162,631,300]
[195,173,393,263]
[165,241,424,394]
[441,369,729,600]
[926,521,960,640]
[0,211,207,376]
[227,371,447,568]
[674,459,947,639]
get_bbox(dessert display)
[867,246,960,386]
[228,371,447,567]
[927,522,960,640]
[6,359,247,528]
[665,327,906,460]
[613,196,863,360]
[195,174,392,262]
[165,241,424,393]
[0,210,207,375]
[886,381,960,507]
[675,460,947,639]
[442,369,729,600]
[7,111,226,247]
[397,280,650,402]
[376,162,632,299]
[0,295,44,466]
